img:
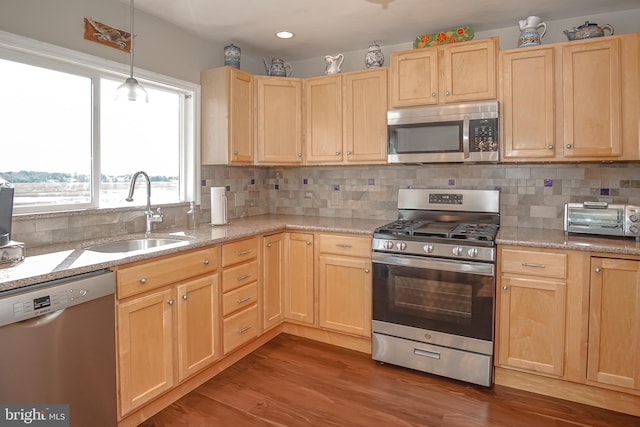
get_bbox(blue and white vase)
[224,44,241,69]
[364,42,384,68]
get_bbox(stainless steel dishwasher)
[0,270,117,427]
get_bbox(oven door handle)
[371,252,494,276]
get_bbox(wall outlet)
[330,191,340,206]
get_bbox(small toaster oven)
[564,202,640,240]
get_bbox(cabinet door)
[388,48,439,107]
[285,233,314,324]
[318,254,371,337]
[440,38,497,103]
[304,75,343,163]
[117,288,174,416]
[343,68,388,163]
[201,67,253,164]
[588,258,640,390]
[263,233,285,330]
[500,47,556,160]
[256,77,303,164]
[497,276,566,376]
[562,38,622,158]
[229,68,254,163]
[176,274,219,382]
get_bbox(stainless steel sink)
[85,238,189,254]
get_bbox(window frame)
[0,30,201,214]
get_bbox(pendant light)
[115,0,148,102]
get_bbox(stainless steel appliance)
[372,188,499,386]
[564,201,640,240]
[387,101,499,164]
[0,270,117,427]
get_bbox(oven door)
[372,252,495,343]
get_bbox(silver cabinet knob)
[335,151,341,156]
[445,90,450,96]
[548,145,554,149]
[266,243,272,247]
[233,150,239,155]
[139,277,147,284]
[364,269,370,273]
[203,259,210,265]
[347,151,352,155]
[182,294,188,300]
[595,267,602,273]
[168,299,174,305]
[431,92,437,97]
[502,286,508,291]
[566,144,572,149]
[306,241,312,245]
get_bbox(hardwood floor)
[140,334,640,427]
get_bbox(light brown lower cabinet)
[284,232,314,324]
[496,245,640,416]
[262,233,285,330]
[317,233,372,337]
[116,248,220,417]
[587,257,640,391]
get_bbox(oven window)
[373,261,494,342]
[390,121,462,154]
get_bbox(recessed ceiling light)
[275,31,294,39]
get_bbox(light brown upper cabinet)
[305,68,387,165]
[388,38,498,108]
[201,67,254,164]
[500,33,640,162]
[255,76,303,165]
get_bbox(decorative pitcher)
[324,53,344,75]
[518,16,547,48]
[263,57,292,77]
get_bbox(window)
[0,32,199,214]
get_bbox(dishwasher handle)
[0,270,114,327]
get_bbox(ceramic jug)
[324,54,344,75]
[518,16,547,48]
[263,57,292,77]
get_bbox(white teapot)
[324,54,344,75]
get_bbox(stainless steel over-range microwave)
[387,100,499,164]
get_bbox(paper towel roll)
[210,187,227,225]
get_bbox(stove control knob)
[630,225,639,234]
[396,242,407,251]
[467,248,479,258]
[630,214,639,223]
[423,244,434,254]
[452,247,464,256]
[383,241,394,250]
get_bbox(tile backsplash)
[13,163,640,248]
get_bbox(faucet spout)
[126,171,163,232]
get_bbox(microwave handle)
[462,115,470,159]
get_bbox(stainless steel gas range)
[371,188,499,387]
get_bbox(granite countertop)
[497,226,640,256]
[0,214,387,293]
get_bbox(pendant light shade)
[115,0,148,102]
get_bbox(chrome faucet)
[125,171,163,233]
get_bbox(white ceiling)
[131,0,639,60]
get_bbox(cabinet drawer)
[117,247,218,299]
[222,260,258,292]
[223,304,258,354]
[222,282,258,316]
[501,249,567,279]
[222,237,258,267]
[318,234,371,258]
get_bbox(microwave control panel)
[469,118,498,152]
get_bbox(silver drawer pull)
[237,249,253,256]
[237,274,252,281]
[335,243,352,248]
[238,325,253,334]
[522,263,546,268]
[139,277,148,284]
[203,259,210,265]
[414,348,440,359]
[237,296,252,304]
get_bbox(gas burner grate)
[450,223,498,241]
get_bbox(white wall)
[1,2,639,82]
[290,8,640,78]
